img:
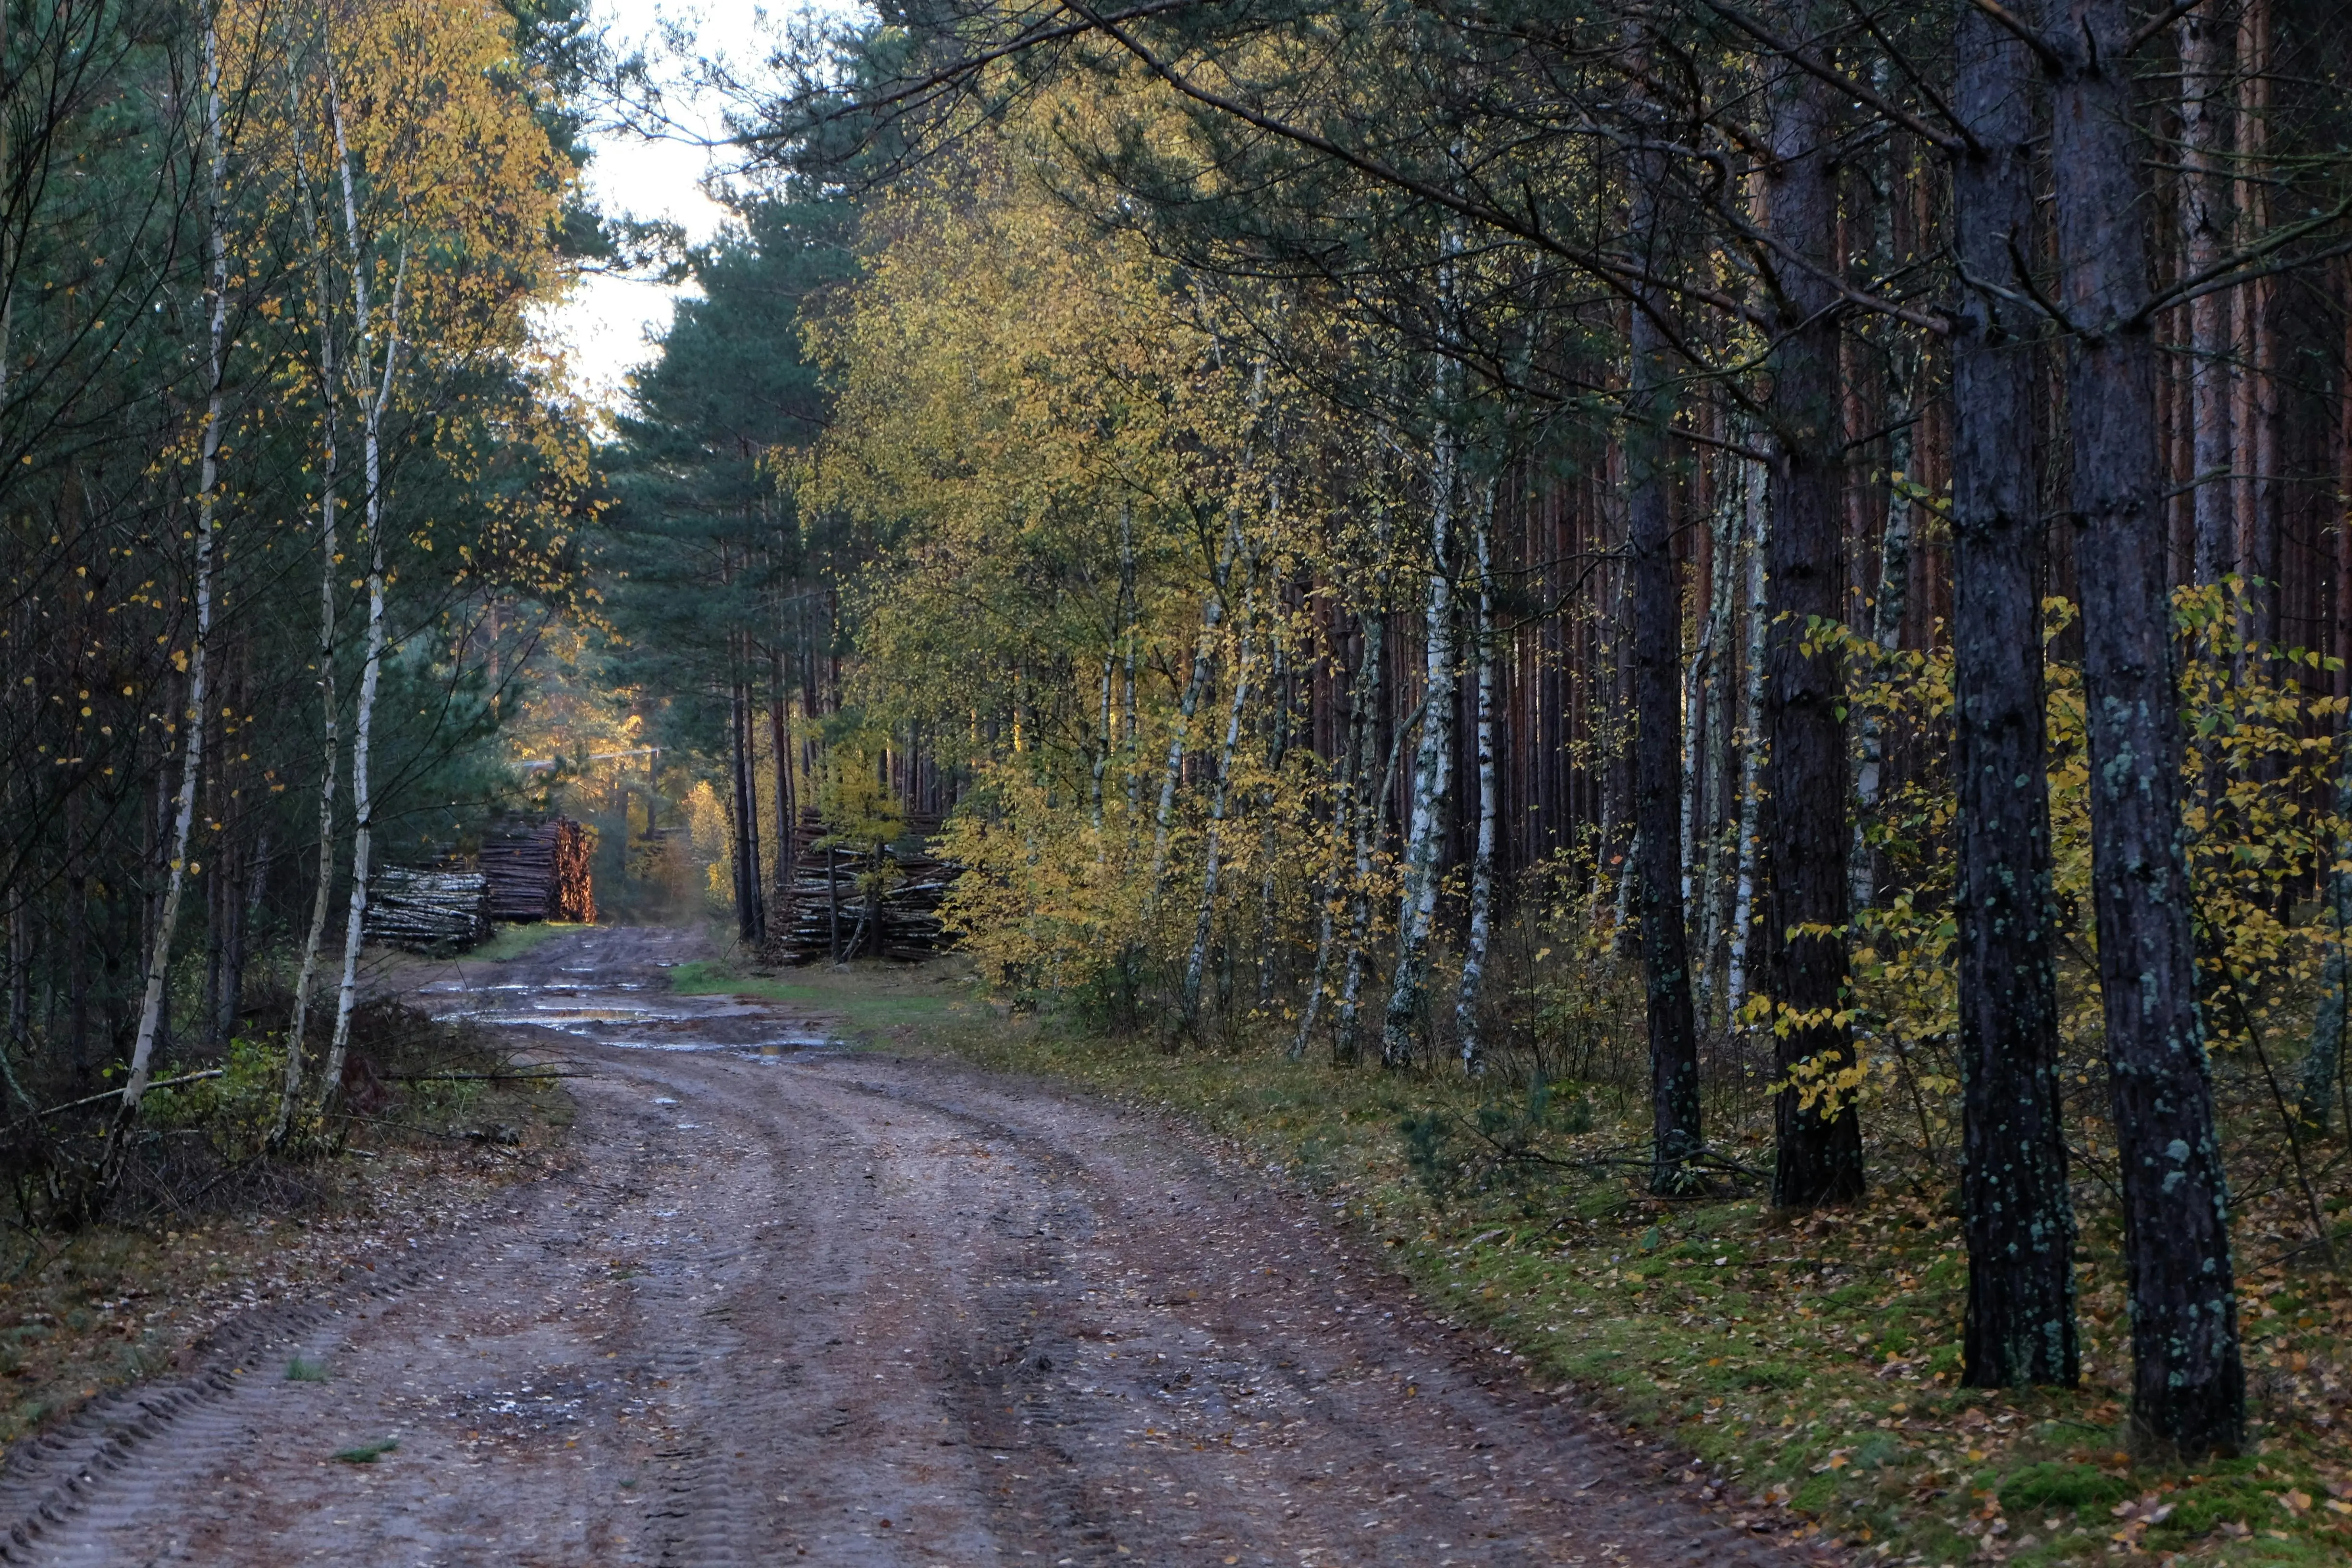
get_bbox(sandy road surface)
[2,928,1825,1567]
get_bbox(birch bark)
[1181,583,1256,1026]
[1726,455,1768,1016]
[319,74,405,1110]
[274,65,344,1148]
[112,20,230,1164]
[1379,409,1457,1069]
[1453,478,1498,1072]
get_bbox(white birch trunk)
[1181,585,1256,1025]
[1089,503,1131,832]
[274,70,343,1147]
[1726,451,1770,1014]
[320,80,404,1109]
[1146,520,1238,909]
[1848,373,1916,917]
[1379,425,1458,1068]
[1254,615,1291,1006]
[112,24,229,1153]
[1293,612,1376,1058]
[1693,463,1741,1025]
[1453,477,1498,1072]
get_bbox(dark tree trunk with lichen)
[2040,0,2242,1459]
[1626,91,1702,1194]
[1949,4,2078,1390]
[1761,16,1862,1209]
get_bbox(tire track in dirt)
[2,927,1836,1566]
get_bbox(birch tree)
[107,12,233,1178]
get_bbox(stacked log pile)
[365,869,492,951]
[770,829,959,964]
[478,818,595,923]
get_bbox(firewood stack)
[478,817,595,923]
[365,869,492,951]
[769,821,959,964]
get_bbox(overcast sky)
[538,0,861,417]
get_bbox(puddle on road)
[417,946,839,1057]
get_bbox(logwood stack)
[365,869,492,951]
[769,816,959,964]
[478,817,595,923]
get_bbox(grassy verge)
[466,921,588,963]
[667,951,968,1039]
[899,1011,2352,1567]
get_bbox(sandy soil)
[1,927,1834,1567]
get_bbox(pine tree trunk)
[1761,27,1862,1208]
[2042,0,2244,1459]
[771,648,794,923]
[1626,117,1702,1187]
[1951,7,2078,1388]
[2300,745,2352,1130]
[1092,503,1132,831]
[1335,613,1401,1066]
[731,647,765,947]
[1254,621,1292,1007]
[2181,3,2233,586]
[2232,0,2272,649]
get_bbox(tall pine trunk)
[2181,2,2233,586]
[1951,6,2077,1388]
[2042,0,2243,1458]
[1625,104,1702,1188]
[2301,743,2352,1128]
[771,648,795,924]
[1761,19,1862,1207]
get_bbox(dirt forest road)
[2,928,1828,1568]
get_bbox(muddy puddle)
[414,930,838,1056]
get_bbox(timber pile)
[478,817,595,923]
[366,869,492,951]
[771,838,960,965]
